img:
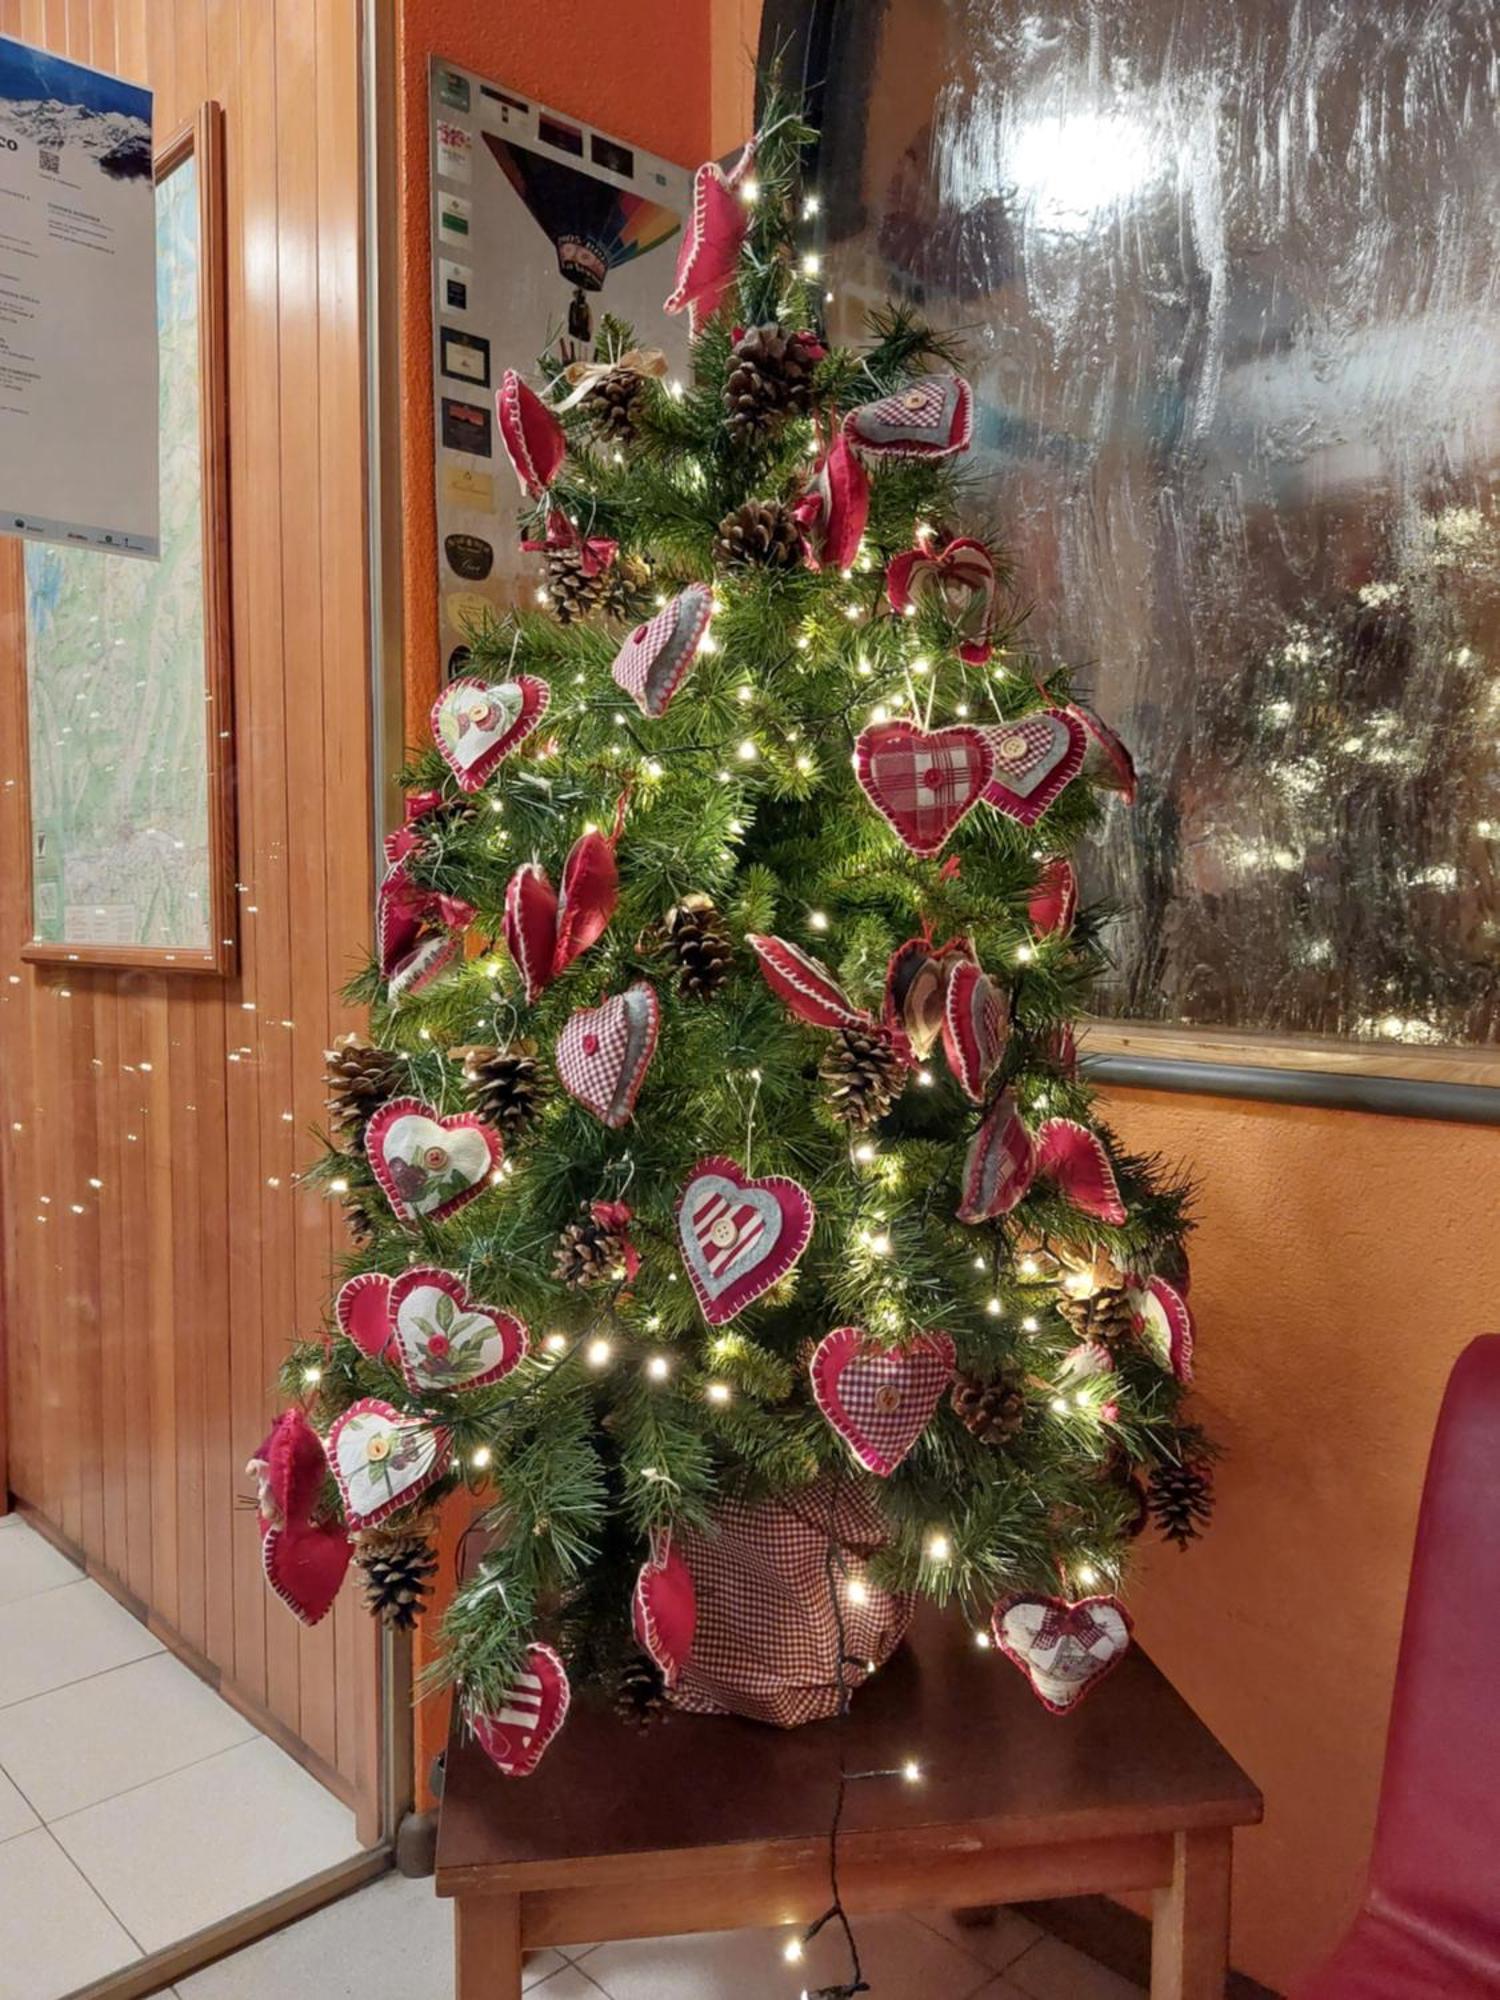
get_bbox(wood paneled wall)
[0,0,380,1833]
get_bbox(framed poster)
[20,102,234,972]
[428,60,692,678]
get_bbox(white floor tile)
[51,1736,363,1952]
[0,1578,162,1708]
[178,1872,448,1999]
[0,1766,39,1841]
[0,1520,83,1607]
[0,1651,259,1821]
[1005,1935,1146,2000]
[581,1912,996,2000]
[532,1968,610,1997]
[0,1827,141,1998]
[917,1904,1046,1971]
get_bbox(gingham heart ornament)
[432,675,550,793]
[676,1155,815,1326]
[611,584,714,718]
[556,983,660,1128]
[981,710,1086,827]
[810,1327,956,1477]
[942,960,1009,1102]
[844,373,974,458]
[365,1097,502,1225]
[388,1268,529,1395]
[855,720,994,858]
[324,1399,450,1530]
[991,1593,1133,1714]
[470,1643,571,1779]
[632,1531,696,1687]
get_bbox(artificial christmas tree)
[267,96,1212,1780]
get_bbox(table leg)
[1150,1828,1233,2000]
[454,1892,523,2000]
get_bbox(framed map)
[21,102,233,971]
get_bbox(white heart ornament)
[432,675,550,792]
[324,1399,449,1530]
[389,1268,529,1394]
[991,1593,1133,1714]
[365,1097,502,1224]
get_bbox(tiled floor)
[0,1513,365,2000]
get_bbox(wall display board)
[0,35,158,555]
[21,105,233,969]
[783,0,1500,1092]
[428,59,692,676]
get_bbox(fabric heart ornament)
[942,960,1009,1102]
[991,1593,1133,1714]
[958,1091,1037,1224]
[886,530,999,664]
[388,1268,529,1395]
[556,983,660,1128]
[810,1326,956,1477]
[503,862,560,1004]
[981,709,1086,827]
[1129,1274,1195,1384]
[377,834,472,1003]
[324,1398,450,1530]
[747,934,866,1031]
[520,506,618,579]
[632,1531,697,1687]
[497,369,566,496]
[792,430,870,573]
[365,1097,501,1224]
[470,1643,571,1778]
[884,936,975,1060]
[249,1409,352,1628]
[1029,857,1078,935]
[677,1155,815,1326]
[844,372,973,458]
[503,827,620,1003]
[611,584,714,718]
[664,138,755,333]
[432,675,550,793]
[855,720,994,858]
[1034,1119,1126,1225]
[1070,703,1137,802]
[334,1272,396,1361]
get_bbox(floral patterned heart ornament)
[844,373,974,458]
[388,1268,529,1395]
[1129,1274,1195,1384]
[981,710,1086,827]
[431,675,550,793]
[611,584,715,718]
[991,1593,1133,1714]
[249,1409,352,1627]
[810,1327,956,1477]
[325,1399,450,1531]
[556,983,660,1128]
[677,1155,815,1326]
[470,1643,571,1779]
[632,1531,697,1687]
[365,1097,502,1225]
[942,960,1009,1102]
[855,720,995,858]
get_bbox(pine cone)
[341,1187,380,1247]
[615,1652,670,1728]
[1148,1460,1214,1549]
[724,322,817,442]
[583,364,647,442]
[451,1044,544,1139]
[1056,1284,1137,1346]
[546,547,653,625]
[713,497,805,571]
[354,1519,440,1629]
[950,1370,1025,1444]
[665,895,734,999]
[820,1024,908,1129]
[554,1207,631,1289]
[324,1034,406,1155]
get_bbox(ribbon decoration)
[547,347,669,413]
[520,507,619,580]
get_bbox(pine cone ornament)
[724,322,817,442]
[713,496,805,571]
[341,1187,380,1247]
[820,1024,908,1129]
[665,895,734,999]
[614,1652,670,1728]
[554,1206,632,1289]
[451,1044,544,1139]
[324,1034,406,1154]
[1056,1284,1137,1347]
[583,363,647,441]
[950,1370,1026,1444]
[1148,1460,1214,1549]
[354,1519,440,1629]
[546,546,653,624]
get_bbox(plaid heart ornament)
[676,1155,815,1326]
[365,1097,502,1225]
[387,1268,529,1395]
[810,1327,956,1477]
[324,1399,450,1531]
[844,372,973,458]
[497,369,566,496]
[611,584,714,718]
[555,983,660,1128]
[432,675,550,793]
[981,709,1086,827]
[958,1090,1037,1224]
[991,1593,1133,1713]
[854,720,994,858]
[942,960,1010,1102]
[470,1643,571,1779]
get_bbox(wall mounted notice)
[0,35,158,557]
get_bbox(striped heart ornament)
[676,1155,815,1327]
[470,1643,571,1778]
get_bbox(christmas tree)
[264,96,1211,1758]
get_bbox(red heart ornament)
[388,1268,529,1395]
[793,431,869,573]
[335,1272,396,1361]
[471,1643,571,1778]
[958,1091,1037,1224]
[981,710,1086,826]
[324,1398,450,1530]
[377,852,468,1003]
[1034,1119,1126,1225]
[497,370,566,496]
[1029,858,1078,935]
[844,373,973,458]
[556,983,660,1128]
[886,532,999,664]
[884,936,975,1060]
[677,1155,815,1326]
[747,933,866,1031]
[503,862,560,1004]
[554,827,620,974]
[855,720,994,858]
[611,584,714,718]
[1070,703,1137,802]
[632,1531,697,1687]
[432,675,550,793]
[810,1327,956,1477]
[991,1593,1133,1714]
[250,1409,352,1628]
[942,961,1009,1102]
[365,1097,502,1225]
[663,140,754,333]
[1130,1275,1195,1384]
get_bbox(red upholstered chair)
[1295,1336,1500,1997]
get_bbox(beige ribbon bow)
[549,347,669,412]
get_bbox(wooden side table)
[435,1608,1261,1999]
